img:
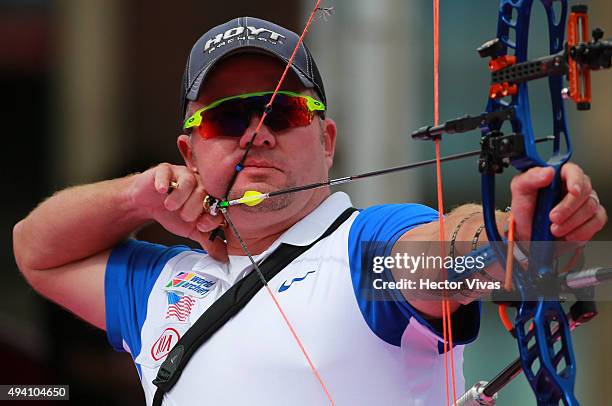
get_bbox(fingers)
[510,167,555,196]
[510,167,555,216]
[163,170,197,211]
[563,203,608,241]
[510,163,606,242]
[549,163,605,241]
[158,165,225,231]
[189,225,229,262]
[560,162,589,197]
[553,191,607,240]
[203,236,229,262]
[550,164,592,224]
[509,167,554,241]
[142,163,229,261]
[509,164,607,243]
[196,214,224,233]
[175,172,225,231]
[154,163,174,194]
[551,192,597,237]
[179,184,207,222]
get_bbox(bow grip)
[529,163,564,281]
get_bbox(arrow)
[218,136,554,209]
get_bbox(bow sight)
[478,5,611,111]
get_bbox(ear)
[322,118,337,169]
[177,134,198,172]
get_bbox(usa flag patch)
[165,292,196,322]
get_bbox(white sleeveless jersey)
[105,192,480,405]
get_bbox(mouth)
[241,159,281,171]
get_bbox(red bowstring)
[253,1,322,137]
[433,1,458,405]
[245,2,334,404]
[262,284,334,403]
[505,212,516,291]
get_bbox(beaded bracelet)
[449,211,480,259]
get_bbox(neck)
[224,189,330,256]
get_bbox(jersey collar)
[225,191,354,268]
[274,191,354,247]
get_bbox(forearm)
[399,203,509,317]
[407,203,508,249]
[13,175,149,271]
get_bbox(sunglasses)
[183,91,326,139]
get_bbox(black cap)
[179,16,326,120]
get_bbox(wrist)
[117,173,153,224]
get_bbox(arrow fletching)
[241,190,266,206]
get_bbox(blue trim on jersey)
[105,240,192,362]
[348,204,481,347]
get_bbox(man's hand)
[128,163,229,261]
[510,163,607,242]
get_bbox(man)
[13,17,607,405]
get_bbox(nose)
[238,113,277,149]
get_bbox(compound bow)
[413,1,611,404]
[189,1,610,405]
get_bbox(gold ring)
[203,195,212,211]
[169,181,179,190]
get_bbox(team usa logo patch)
[150,327,181,361]
[163,272,216,298]
[165,292,196,322]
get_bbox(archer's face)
[180,53,336,217]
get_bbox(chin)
[241,193,294,213]
[230,179,289,199]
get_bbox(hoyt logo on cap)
[179,17,326,122]
[203,26,287,54]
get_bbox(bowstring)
[433,1,458,404]
[220,208,334,402]
[224,2,325,199]
[219,2,335,404]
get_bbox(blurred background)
[2,0,610,404]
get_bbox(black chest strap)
[152,207,357,405]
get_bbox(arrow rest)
[478,131,526,174]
